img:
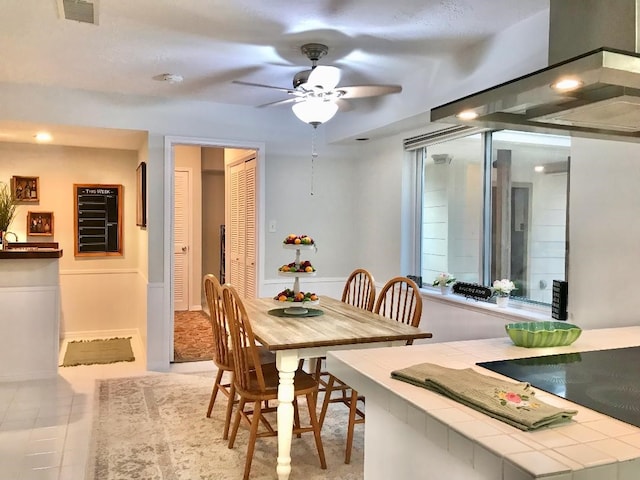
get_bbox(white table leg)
[276,350,298,480]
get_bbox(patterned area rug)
[173,310,214,362]
[86,372,363,479]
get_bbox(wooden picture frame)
[11,176,39,202]
[136,162,147,227]
[27,211,54,236]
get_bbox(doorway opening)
[164,136,265,366]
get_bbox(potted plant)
[492,278,517,307]
[0,181,17,248]
[433,272,456,294]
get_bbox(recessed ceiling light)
[551,78,583,92]
[534,165,545,173]
[456,110,478,121]
[34,132,52,142]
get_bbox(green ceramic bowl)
[505,321,582,348]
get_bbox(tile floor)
[0,336,214,480]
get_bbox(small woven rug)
[61,337,135,367]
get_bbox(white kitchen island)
[0,244,63,381]
[327,326,640,480]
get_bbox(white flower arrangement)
[492,279,516,297]
[433,272,456,287]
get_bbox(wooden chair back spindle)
[341,268,376,312]
[203,274,232,369]
[374,276,423,344]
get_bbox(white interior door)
[174,169,190,311]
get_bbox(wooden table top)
[242,296,432,351]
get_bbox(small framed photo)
[12,176,39,202]
[27,211,54,236]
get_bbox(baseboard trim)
[62,328,141,341]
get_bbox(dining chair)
[223,284,327,480]
[203,274,274,440]
[320,275,422,464]
[203,274,236,440]
[318,268,378,464]
[311,268,377,381]
[374,276,423,337]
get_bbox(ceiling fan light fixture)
[292,98,339,127]
[306,65,341,91]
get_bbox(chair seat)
[228,345,275,370]
[240,363,318,401]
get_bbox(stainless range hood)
[430,0,640,142]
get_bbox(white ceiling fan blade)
[306,66,341,91]
[232,80,294,94]
[337,85,402,99]
[335,98,353,112]
[257,97,299,108]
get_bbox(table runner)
[391,362,577,431]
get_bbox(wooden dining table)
[241,295,433,480]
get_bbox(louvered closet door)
[244,158,257,298]
[227,158,257,299]
[229,162,245,297]
[174,169,190,311]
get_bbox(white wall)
[569,137,640,329]
[350,135,407,285]
[263,144,360,279]
[0,142,147,336]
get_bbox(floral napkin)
[391,362,578,431]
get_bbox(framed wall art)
[74,184,123,256]
[12,176,39,202]
[136,162,147,227]
[27,211,54,236]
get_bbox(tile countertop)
[327,326,640,480]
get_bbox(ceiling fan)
[233,43,402,127]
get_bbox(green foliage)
[0,182,17,231]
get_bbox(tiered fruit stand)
[274,236,319,315]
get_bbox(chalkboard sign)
[552,280,568,320]
[452,282,493,300]
[74,184,123,257]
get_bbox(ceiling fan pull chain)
[310,128,318,196]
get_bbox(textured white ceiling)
[1,0,547,105]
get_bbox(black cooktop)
[477,346,640,428]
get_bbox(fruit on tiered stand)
[278,260,315,273]
[283,234,314,246]
[274,289,319,303]
[277,234,318,314]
